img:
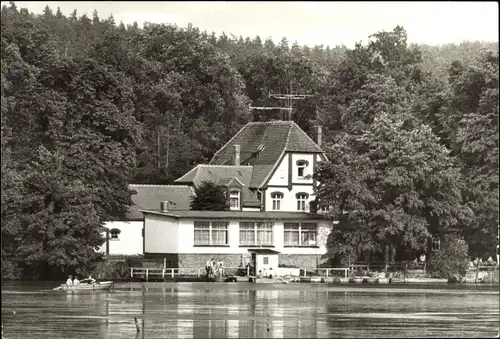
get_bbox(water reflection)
[1,282,498,338]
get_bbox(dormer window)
[229,189,241,210]
[296,192,309,211]
[271,192,284,211]
[296,160,309,178]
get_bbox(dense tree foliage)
[1,2,497,278]
[427,234,469,280]
[190,181,230,211]
[314,27,496,264]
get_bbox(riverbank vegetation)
[1,2,498,280]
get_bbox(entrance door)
[255,254,278,277]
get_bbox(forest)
[1,2,498,279]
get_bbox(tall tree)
[315,74,472,263]
[449,51,499,257]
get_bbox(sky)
[5,1,499,47]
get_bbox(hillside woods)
[1,3,498,279]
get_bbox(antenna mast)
[269,84,313,120]
[249,79,314,121]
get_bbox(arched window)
[110,228,121,240]
[229,189,241,210]
[271,192,284,211]
[296,160,309,178]
[296,193,309,211]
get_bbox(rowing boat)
[53,281,114,291]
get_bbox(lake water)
[1,281,499,338]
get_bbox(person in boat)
[81,275,96,284]
[66,275,73,286]
[73,276,80,285]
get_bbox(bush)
[90,258,137,280]
[1,259,23,280]
[427,234,469,279]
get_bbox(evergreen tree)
[190,181,229,211]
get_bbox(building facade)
[141,120,335,273]
[99,184,194,256]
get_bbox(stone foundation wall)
[143,253,253,269]
[142,253,326,270]
[141,254,178,268]
[178,253,252,269]
[278,254,327,270]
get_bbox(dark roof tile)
[127,184,194,220]
[175,166,260,207]
[175,165,253,187]
[209,121,323,188]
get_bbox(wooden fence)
[130,266,251,281]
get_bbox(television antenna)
[249,80,314,121]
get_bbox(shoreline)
[3,277,496,287]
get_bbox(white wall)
[144,214,333,256]
[265,152,324,212]
[265,185,316,212]
[144,214,179,253]
[267,153,317,186]
[290,153,315,184]
[255,254,279,277]
[100,221,143,256]
[267,153,289,186]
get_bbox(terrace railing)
[129,266,251,281]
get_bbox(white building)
[141,120,335,273]
[100,184,194,256]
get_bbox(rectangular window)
[273,199,280,210]
[431,237,440,251]
[239,222,255,245]
[297,194,308,211]
[301,223,317,246]
[230,190,240,210]
[297,160,308,178]
[257,222,273,245]
[284,222,317,246]
[239,222,273,245]
[284,223,300,246]
[298,166,305,177]
[194,221,228,246]
[272,193,283,211]
[263,257,269,265]
[211,222,228,245]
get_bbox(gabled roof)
[209,120,323,188]
[127,184,195,220]
[217,177,245,187]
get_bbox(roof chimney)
[233,144,240,166]
[315,126,322,147]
